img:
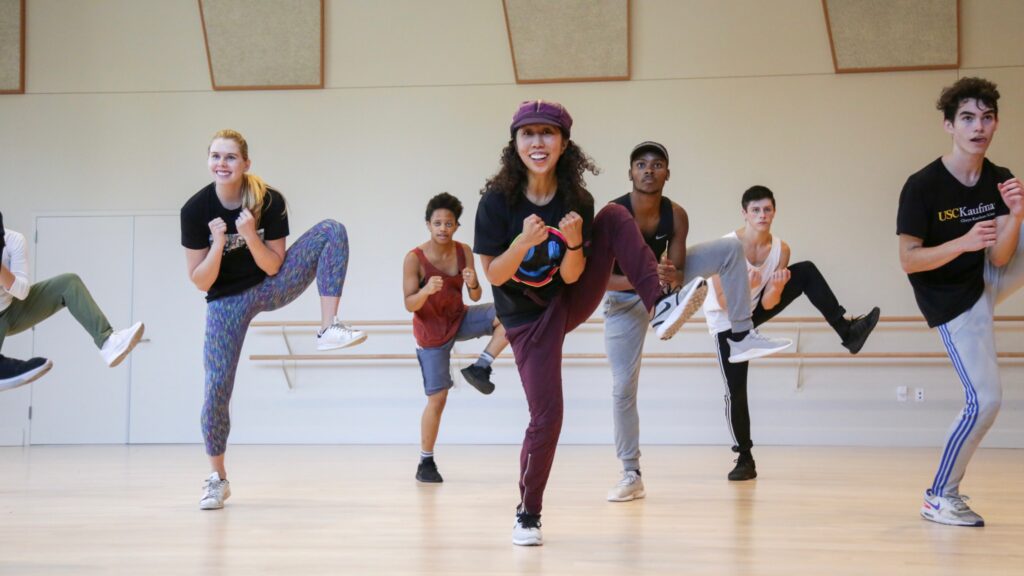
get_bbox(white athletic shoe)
[316,320,367,351]
[512,511,543,546]
[607,470,646,502]
[726,329,791,363]
[99,322,145,367]
[199,472,231,510]
[921,490,985,527]
[651,278,708,340]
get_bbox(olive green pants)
[0,273,113,351]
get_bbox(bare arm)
[668,204,689,287]
[990,178,1024,267]
[760,242,791,310]
[185,245,222,293]
[461,244,484,302]
[479,214,549,286]
[898,221,995,274]
[236,209,285,276]
[403,252,440,312]
[557,211,585,284]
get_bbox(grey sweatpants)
[931,224,1024,497]
[604,236,751,470]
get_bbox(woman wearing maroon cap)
[474,100,703,546]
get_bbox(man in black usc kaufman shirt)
[897,77,1024,528]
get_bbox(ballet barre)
[248,316,1024,389]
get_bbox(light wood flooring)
[1,445,1022,576]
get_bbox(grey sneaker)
[921,490,984,527]
[651,277,707,340]
[199,472,231,510]
[607,470,646,502]
[727,329,791,363]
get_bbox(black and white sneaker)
[512,509,543,546]
[460,365,495,395]
[651,277,708,340]
[416,458,443,483]
[0,355,53,392]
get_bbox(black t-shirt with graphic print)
[897,157,1012,327]
[181,183,289,302]
[474,188,594,329]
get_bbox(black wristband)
[467,283,480,290]
[566,242,583,251]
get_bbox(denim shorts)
[417,303,496,395]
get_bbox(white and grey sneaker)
[199,472,231,510]
[512,510,543,546]
[651,277,707,340]
[317,320,367,351]
[607,470,646,502]
[726,329,791,363]
[99,322,145,367]
[921,490,985,527]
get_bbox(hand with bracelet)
[462,266,481,291]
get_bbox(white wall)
[0,0,1022,448]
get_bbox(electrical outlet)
[915,387,925,402]
[896,386,908,402]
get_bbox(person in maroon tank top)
[403,193,508,483]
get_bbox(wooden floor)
[0,445,1021,576]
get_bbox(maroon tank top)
[412,243,468,348]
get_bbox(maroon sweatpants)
[506,203,663,514]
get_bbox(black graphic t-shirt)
[181,183,289,302]
[474,188,594,328]
[897,157,1012,327]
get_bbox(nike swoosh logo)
[655,234,668,240]
[654,300,671,319]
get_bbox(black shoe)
[0,355,53,392]
[728,454,757,481]
[416,458,443,483]
[461,364,495,395]
[841,306,881,354]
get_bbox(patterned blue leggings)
[202,219,349,456]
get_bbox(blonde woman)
[181,130,366,510]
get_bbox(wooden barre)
[250,352,1024,361]
[251,316,1024,328]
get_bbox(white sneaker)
[921,490,985,527]
[99,322,145,367]
[512,511,543,546]
[199,472,231,510]
[607,470,646,502]
[317,320,367,351]
[651,278,707,340]
[726,329,791,363]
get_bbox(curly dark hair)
[424,192,463,222]
[937,77,1000,122]
[481,139,598,214]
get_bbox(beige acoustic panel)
[199,0,323,90]
[823,0,959,73]
[503,0,629,84]
[0,0,24,94]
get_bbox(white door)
[30,216,134,444]
[128,215,205,443]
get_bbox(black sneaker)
[728,454,757,481]
[461,365,495,395]
[416,458,443,483]
[0,355,53,392]
[841,306,881,354]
